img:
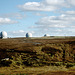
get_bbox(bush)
[41,46,61,56]
[0,60,12,67]
[66,63,74,68]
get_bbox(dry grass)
[0,37,75,74]
[0,66,68,74]
[0,66,75,75]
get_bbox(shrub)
[66,63,74,68]
[41,46,61,56]
[0,60,12,67]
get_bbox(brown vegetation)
[0,37,75,74]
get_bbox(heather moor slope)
[0,37,75,74]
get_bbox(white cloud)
[18,0,75,12]
[66,0,75,7]
[34,12,47,16]
[36,13,75,26]
[18,1,59,12]
[44,0,64,5]
[30,11,75,36]
[63,11,75,15]
[0,18,18,25]
[12,30,25,34]
[8,30,35,37]
[17,0,75,36]
[0,13,26,19]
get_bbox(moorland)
[0,37,75,75]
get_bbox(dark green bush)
[0,60,12,67]
[66,63,74,68]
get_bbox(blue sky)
[0,0,75,37]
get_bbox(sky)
[0,0,75,37]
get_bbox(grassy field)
[0,37,75,74]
